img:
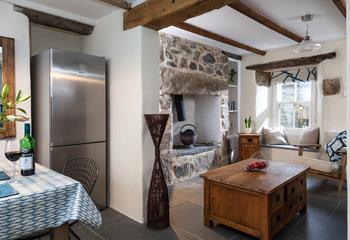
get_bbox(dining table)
[0,160,102,240]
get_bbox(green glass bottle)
[20,123,36,176]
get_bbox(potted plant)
[228,68,237,85]
[0,84,31,130]
[244,116,252,134]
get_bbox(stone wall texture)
[159,33,230,184]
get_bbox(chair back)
[63,156,99,195]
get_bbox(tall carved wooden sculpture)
[144,114,169,230]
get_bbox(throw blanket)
[324,131,347,162]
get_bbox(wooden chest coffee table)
[200,160,309,240]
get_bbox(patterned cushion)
[324,131,347,162]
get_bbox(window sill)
[261,144,319,152]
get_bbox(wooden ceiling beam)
[124,0,238,31]
[222,51,242,61]
[246,52,336,71]
[98,0,131,10]
[14,5,94,35]
[331,0,346,17]
[175,22,266,56]
[228,2,304,43]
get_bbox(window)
[271,68,317,128]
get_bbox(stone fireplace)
[159,33,230,184]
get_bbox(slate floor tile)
[170,201,239,240]
[70,226,104,240]
[232,232,302,240]
[287,215,347,240]
[100,207,124,223]
[94,215,142,240]
[169,193,187,208]
[306,194,340,219]
[307,176,346,202]
[77,176,346,240]
[169,181,203,206]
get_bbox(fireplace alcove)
[172,94,221,157]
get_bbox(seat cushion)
[294,156,339,178]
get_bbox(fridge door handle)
[50,96,54,147]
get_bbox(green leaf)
[16,108,26,114]
[17,95,31,103]
[2,84,9,100]
[6,115,22,121]
[5,115,28,122]
[16,90,22,102]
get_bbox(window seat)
[261,144,319,152]
[260,143,319,163]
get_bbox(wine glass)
[5,138,21,183]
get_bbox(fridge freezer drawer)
[50,142,106,209]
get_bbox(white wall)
[241,38,347,136]
[173,95,196,145]
[82,10,159,223]
[140,27,161,219]
[346,1,349,238]
[30,24,82,56]
[195,95,221,143]
[0,1,31,145]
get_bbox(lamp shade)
[293,36,321,53]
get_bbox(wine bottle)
[20,123,36,176]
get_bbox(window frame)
[271,80,317,129]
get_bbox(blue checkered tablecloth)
[0,160,102,240]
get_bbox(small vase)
[244,128,252,134]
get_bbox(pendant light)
[293,14,321,53]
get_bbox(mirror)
[0,46,2,90]
[0,36,16,139]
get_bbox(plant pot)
[244,128,252,134]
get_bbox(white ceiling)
[3,0,129,24]
[161,0,346,55]
[3,0,346,55]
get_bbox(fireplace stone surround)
[159,33,230,184]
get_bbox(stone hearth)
[159,33,230,184]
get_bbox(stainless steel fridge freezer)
[31,49,107,209]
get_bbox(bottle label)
[21,153,33,171]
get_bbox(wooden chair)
[295,143,347,197]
